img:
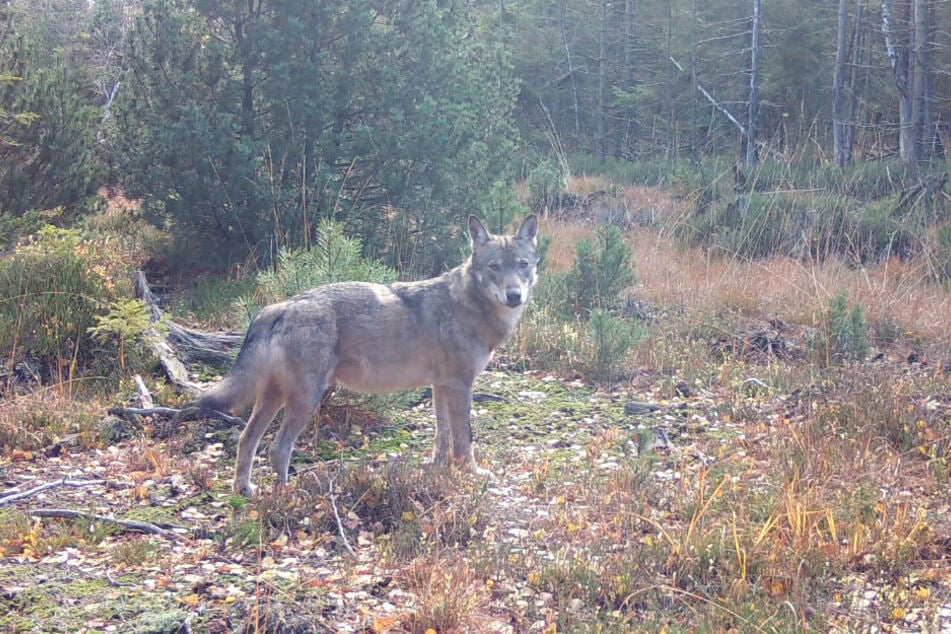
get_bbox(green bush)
[526,160,564,211]
[0,226,114,380]
[564,223,637,316]
[514,223,641,383]
[235,220,397,325]
[572,309,646,383]
[813,292,869,365]
[933,224,951,281]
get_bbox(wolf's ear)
[516,215,538,245]
[468,215,491,246]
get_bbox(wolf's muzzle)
[505,289,523,307]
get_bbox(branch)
[0,478,107,507]
[328,479,356,557]
[669,55,746,136]
[29,508,188,540]
[107,406,246,436]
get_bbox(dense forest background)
[1,0,950,271]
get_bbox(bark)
[845,2,865,162]
[911,0,931,161]
[882,0,915,162]
[623,0,637,154]
[595,0,607,162]
[558,0,580,134]
[744,0,762,167]
[833,0,851,167]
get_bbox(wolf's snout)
[505,289,523,307]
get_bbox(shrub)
[813,292,869,365]
[234,220,397,325]
[526,159,564,211]
[571,309,646,383]
[0,226,113,381]
[564,223,636,317]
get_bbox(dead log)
[132,271,243,395]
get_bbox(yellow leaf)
[425,629,438,634]
[181,594,200,607]
[915,586,931,600]
[372,616,398,632]
[402,511,415,522]
[890,606,906,620]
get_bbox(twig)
[327,479,356,556]
[105,569,137,588]
[29,508,188,540]
[0,478,107,507]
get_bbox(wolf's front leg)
[431,384,453,466]
[439,382,493,478]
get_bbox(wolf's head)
[468,215,539,310]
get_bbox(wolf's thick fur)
[200,215,539,495]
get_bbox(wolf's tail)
[197,323,267,414]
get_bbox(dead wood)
[0,478,107,507]
[29,508,188,540]
[132,271,242,395]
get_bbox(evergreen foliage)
[111,0,520,271]
[234,220,397,326]
[564,224,637,317]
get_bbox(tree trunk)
[845,2,865,162]
[882,0,915,162]
[595,0,607,162]
[744,0,761,167]
[623,0,637,156]
[558,0,580,135]
[833,0,850,167]
[911,0,931,162]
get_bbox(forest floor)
[3,208,951,632]
[3,337,951,632]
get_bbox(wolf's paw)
[233,480,257,497]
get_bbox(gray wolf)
[199,215,539,496]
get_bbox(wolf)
[199,215,539,496]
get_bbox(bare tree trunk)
[666,0,674,161]
[559,0,580,135]
[882,0,915,162]
[595,0,607,162]
[911,0,931,162]
[845,1,865,161]
[744,0,761,167]
[623,0,637,156]
[833,0,851,167]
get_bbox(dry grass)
[629,228,951,350]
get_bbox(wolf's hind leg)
[269,372,332,485]
[234,384,284,496]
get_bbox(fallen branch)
[0,478,107,507]
[132,271,242,395]
[29,508,188,540]
[669,55,746,136]
[109,406,244,427]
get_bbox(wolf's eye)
[488,262,501,272]
[518,259,529,269]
